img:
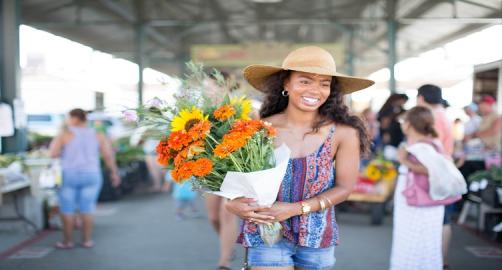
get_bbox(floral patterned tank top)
[238,125,339,248]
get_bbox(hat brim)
[243,64,375,94]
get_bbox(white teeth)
[302,96,320,104]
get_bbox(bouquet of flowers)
[123,63,290,245]
[364,158,397,183]
[354,158,397,194]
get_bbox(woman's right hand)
[225,197,275,224]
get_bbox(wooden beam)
[207,0,239,43]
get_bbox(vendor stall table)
[0,176,38,232]
[347,179,396,225]
[0,158,53,232]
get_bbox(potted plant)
[468,166,502,208]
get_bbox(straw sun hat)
[243,46,374,94]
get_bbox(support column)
[0,0,26,153]
[134,0,146,107]
[346,27,355,76]
[387,0,398,93]
[135,23,145,107]
[178,42,190,77]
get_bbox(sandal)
[55,241,74,249]
[81,241,95,248]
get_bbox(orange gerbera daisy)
[230,120,261,137]
[214,131,249,158]
[193,158,213,177]
[178,161,195,179]
[187,120,211,141]
[170,169,179,181]
[157,153,170,166]
[261,121,277,137]
[156,140,169,155]
[174,147,190,167]
[172,161,195,182]
[156,140,173,165]
[224,132,248,147]
[167,131,191,151]
[170,168,184,183]
[213,143,236,159]
[230,120,250,133]
[213,105,236,121]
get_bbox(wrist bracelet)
[319,198,326,210]
[321,196,333,207]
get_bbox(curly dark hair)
[259,70,370,157]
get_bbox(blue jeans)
[248,239,336,270]
[58,170,103,214]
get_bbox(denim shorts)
[248,239,336,270]
[58,170,103,214]
[443,203,455,225]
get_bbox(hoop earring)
[281,90,289,97]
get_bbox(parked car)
[27,113,65,136]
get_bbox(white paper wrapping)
[211,144,291,206]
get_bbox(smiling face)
[283,71,332,112]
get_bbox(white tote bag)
[406,143,467,200]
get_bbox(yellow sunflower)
[382,168,397,181]
[171,107,208,132]
[365,165,382,182]
[231,96,252,120]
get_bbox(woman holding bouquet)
[226,46,374,270]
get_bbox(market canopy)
[20,0,502,77]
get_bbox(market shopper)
[362,107,380,153]
[457,103,484,179]
[377,93,408,148]
[416,84,454,269]
[417,85,454,156]
[49,108,121,249]
[465,95,501,153]
[203,71,240,270]
[462,103,482,137]
[143,138,168,193]
[226,46,374,269]
[391,106,446,270]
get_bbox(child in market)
[165,171,198,220]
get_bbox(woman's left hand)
[256,202,299,222]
